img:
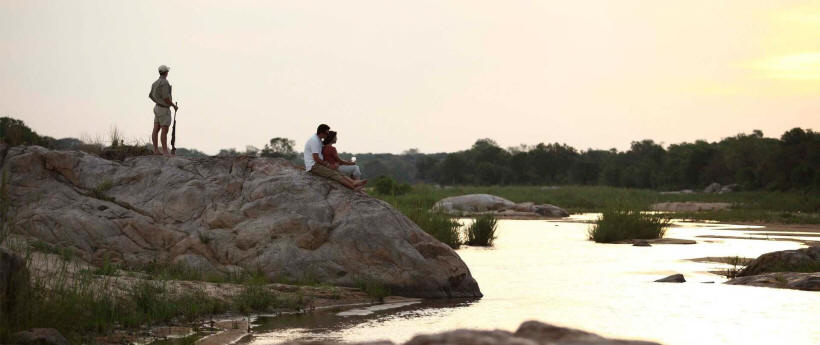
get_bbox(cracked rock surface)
[2,146,481,298]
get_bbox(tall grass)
[465,214,497,246]
[588,209,671,243]
[402,205,462,249]
[0,250,303,344]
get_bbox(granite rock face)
[433,194,569,218]
[2,146,481,298]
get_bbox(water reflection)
[250,216,820,345]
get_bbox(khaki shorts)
[153,105,172,127]
[309,164,348,185]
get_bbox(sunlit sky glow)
[1,1,818,154]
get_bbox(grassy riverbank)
[0,241,381,345]
[375,185,820,224]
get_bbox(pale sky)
[2,1,819,155]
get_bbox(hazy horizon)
[2,1,819,155]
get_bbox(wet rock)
[433,194,568,218]
[2,146,481,298]
[726,272,820,291]
[632,240,651,247]
[285,321,660,345]
[737,246,820,277]
[655,274,686,283]
[12,328,69,345]
[0,248,28,316]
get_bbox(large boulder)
[433,194,568,218]
[284,320,660,345]
[1,146,481,298]
[737,246,820,277]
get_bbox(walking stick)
[171,102,178,156]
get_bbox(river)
[246,215,820,345]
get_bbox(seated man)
[304,124,367,191]
[322,131,362,180]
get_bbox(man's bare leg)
[160,126,170,155]
[152,123,161,154]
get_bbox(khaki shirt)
[149,77,172,107]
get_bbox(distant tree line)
[407,129,819,191]
[2,117,817,191]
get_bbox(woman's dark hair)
[316,124,330,135]
[323,131,337,145]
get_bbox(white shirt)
[303,134,324,171]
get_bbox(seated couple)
[303,124,367,191]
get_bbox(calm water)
[248,216,820,345]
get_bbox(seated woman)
[322,131,363,180]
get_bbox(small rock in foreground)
[655,274,686,283]
[12,328,70,345]
[284,320,661,345]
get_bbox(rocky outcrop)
[726,272,820,291]
[433,194,569,218]
[284,320,660,345]
[649,202,731,212]
[1,146,481,298]
[736,246,820,277]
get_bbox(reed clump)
[465,214,497,246]
[588,209,670,243]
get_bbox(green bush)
[588,209,670,243]
[373,176,412,196]
[465,214,497,246]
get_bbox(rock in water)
[655,274,685,283]
[2,146,481,298]
[284,320,661,345]
[12,328,70,345]
[433,194,569,218]
[737,246,820,277]
[434,194,517,213]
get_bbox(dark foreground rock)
[726,272,820,291]
[12,328,69,345]
[736,246,820,277]
[433,194,569,218]
[2,146,481,298]
[1,248,28,315]
[654,274,685,283]
[285,320,661,345]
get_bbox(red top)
[322,145,341,165]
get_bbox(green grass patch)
[588,209,671,243]
[465,214,497,246]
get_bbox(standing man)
[149,65,178,156]
[304,124,367,191]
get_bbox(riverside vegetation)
[0,241,312,344]
[587,209,671,243]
